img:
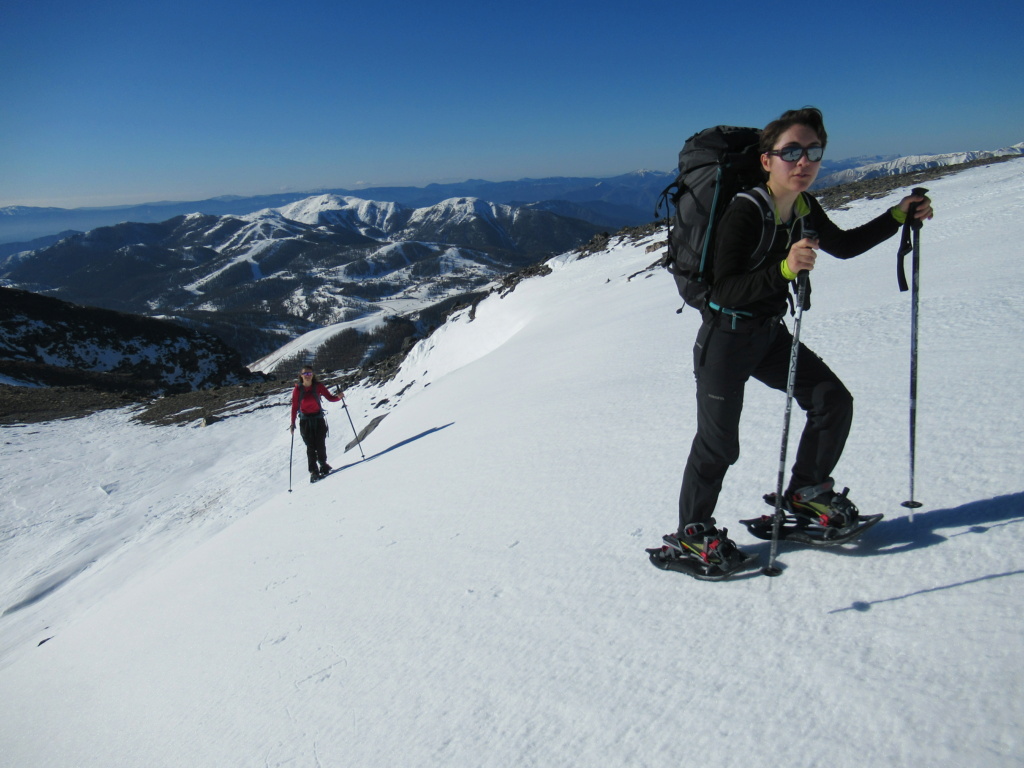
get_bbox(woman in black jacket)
[666,107,933,569]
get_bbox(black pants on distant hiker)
[679,314,853,531]
[299,414,329,473]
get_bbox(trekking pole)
[897,188,928,520]
[764,232,816,577]
[341,397,366,460]
[288,427,294,492]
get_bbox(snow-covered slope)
[0,161,1021,767]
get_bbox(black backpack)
[658,125,774,310]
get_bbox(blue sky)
[1,0,1020,209]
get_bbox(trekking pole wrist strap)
[896,187,929,291]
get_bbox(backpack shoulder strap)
[733,187,776,269]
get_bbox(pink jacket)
[290,382,341,426]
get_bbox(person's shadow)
[335,422,455,472]
[863,490,1024,556]
[823,490,1024,613]
[744,491,1024,587]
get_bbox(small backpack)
[657,125,774,310]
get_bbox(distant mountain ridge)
[3,142,1021,247]
[814,143,1024,187]
[0,171,671,246]
[0,195,603,368]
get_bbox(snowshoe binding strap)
[789,478,835,503]
[680,519,717,539]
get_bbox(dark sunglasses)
[300,371,314,376]
[766,145,824,163]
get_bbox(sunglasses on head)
[766,145,824,163]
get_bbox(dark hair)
[296,368,319,387]
[760,107,828,154]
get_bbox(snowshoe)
[740,489,883,547]
[647,520,759,581]
[310,471,321,484]
[319,463,333,478]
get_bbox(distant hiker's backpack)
[658,125,774,310]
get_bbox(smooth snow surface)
[1,161,1022,767]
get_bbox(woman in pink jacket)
[290,366,343,482]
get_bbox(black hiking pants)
[299,413,329,473]
[678,314,853,531]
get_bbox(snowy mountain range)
[3,143,1019,248]
[1,159,1021,767]
[0,171,666,246]
[814,143,1024,187]
[1,195,603,368]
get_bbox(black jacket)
[711,185,902,316]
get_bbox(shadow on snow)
[863,490,1024,556]
[823,490,1024,613]
[333,422,456,473]
[757,490,1024,560]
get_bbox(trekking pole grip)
[795,227,816,309]
[908,187,929,231]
